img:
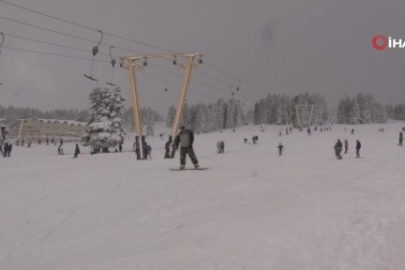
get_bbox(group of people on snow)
[334,139,361,159]
[0,142,12,157]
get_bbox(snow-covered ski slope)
[1,122,405,270]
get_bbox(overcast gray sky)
[1,0,405,115]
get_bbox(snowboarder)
[164,136,173,159]
[334,139,343,160]
[174,126,199,170]
[356,140,361,158]
[399,132,403,146]
[344,139,349,154]
[278,143,284,156]
[73,144,80,158]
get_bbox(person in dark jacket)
[356,140,361,158]
[73,144,80,158]
[174,126,199,170]
[220,141,225,153]
[118,143,123,152]
[399,132,403,146]
[278,143,284,156]
[334,139,343,160]
[164,136,173,159]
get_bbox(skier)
[174,126,199,170]
[252,136,256,144]
[220,141,225,153]
[244,138,247,144]
[356,140,361,158]
[334,139,343,160]
[73,144,80,158]
[351,128,355,135]
[278,143,284,156]
[399,132,403,146]
[307,127,311,135]
[0,144,2,156]
[164,136,173,159]
[344,139,349,154]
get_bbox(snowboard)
[170,167,209,171]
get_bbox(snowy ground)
[1,122,405,270]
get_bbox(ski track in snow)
[1,122,405,270]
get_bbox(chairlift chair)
[106,46,116,86]
[84,30,103,81]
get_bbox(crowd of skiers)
[6,125,405,167]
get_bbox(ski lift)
[84,30,103,81]
[106,46,116,86]
[0,32,4,86]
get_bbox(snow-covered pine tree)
[234,100,244,127]
[348,97,361,124]
[166,104,176,128]
[225,99,236,129]
[82,87,126,152]
[216,99,226,129]
[142,108,155,136]
[336,99,346,124]
[357,93,372,124]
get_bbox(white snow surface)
[1,122,405,270]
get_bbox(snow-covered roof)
[17,116,87,126]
